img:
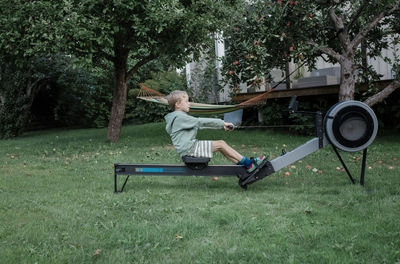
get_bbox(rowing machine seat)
[182,156,210,164]
[182,156,210,170]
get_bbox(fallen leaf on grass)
[305,210,312,214]
[93,249,101,257]
[164,145,175,150]
[175,234,183,240]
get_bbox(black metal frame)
[114,160,275,193]
[330,145,368,186]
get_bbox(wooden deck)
[231,79,393,101]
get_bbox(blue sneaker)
[247,155,267,173]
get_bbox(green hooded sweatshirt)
[165,110,225,157]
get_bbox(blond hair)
[167,90,188,111]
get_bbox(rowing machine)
[114,97,378,192]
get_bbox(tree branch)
[347,0,369,32]
[126,53,158,80]
[363,80,400,106]
[306,41,343,62]
[351,2,400,51]
[99,51,115,63]
[329,8,350,52]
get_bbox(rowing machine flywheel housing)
[324,100,378,152]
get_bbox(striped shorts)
[188,140,214,158]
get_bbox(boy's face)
[175,94,190,112]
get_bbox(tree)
[222,0,400,106]
[0,0,243,141]
[0,1,77,137]
[61,0,243,142]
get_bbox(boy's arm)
[173,114,224,130]
[196,117,225,129]
[173,113,233,131]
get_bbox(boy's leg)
[212,140,267,173]
[212,140,243,164]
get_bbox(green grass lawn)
[0,123,399,263]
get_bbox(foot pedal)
[238,159,269,188]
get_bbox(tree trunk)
[0,69,4,105]
[361,41,368,73]
[107,55,128,142]
[285,60,291,89]
[338,57,356,101]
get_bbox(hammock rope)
[137,83,271,115]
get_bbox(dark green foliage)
[25,55,103,128]
[0,65,31,138]
[1,54,113,136]
[256,97,333,135]
[257,100,289,126]
[82,84,113,128]
[34,56,96,127]
[80,67,114,129]
[372,90,400,130]
[0,85,30,139]
[256,93,400,134]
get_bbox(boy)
[164,90,266,173]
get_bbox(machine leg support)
[331,145,368,186]
[114,174,130,193]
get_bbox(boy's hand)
[224,122,235,131]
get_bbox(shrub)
[0,68,30,139]
[0,90,30,139]
[256,96,332,135]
